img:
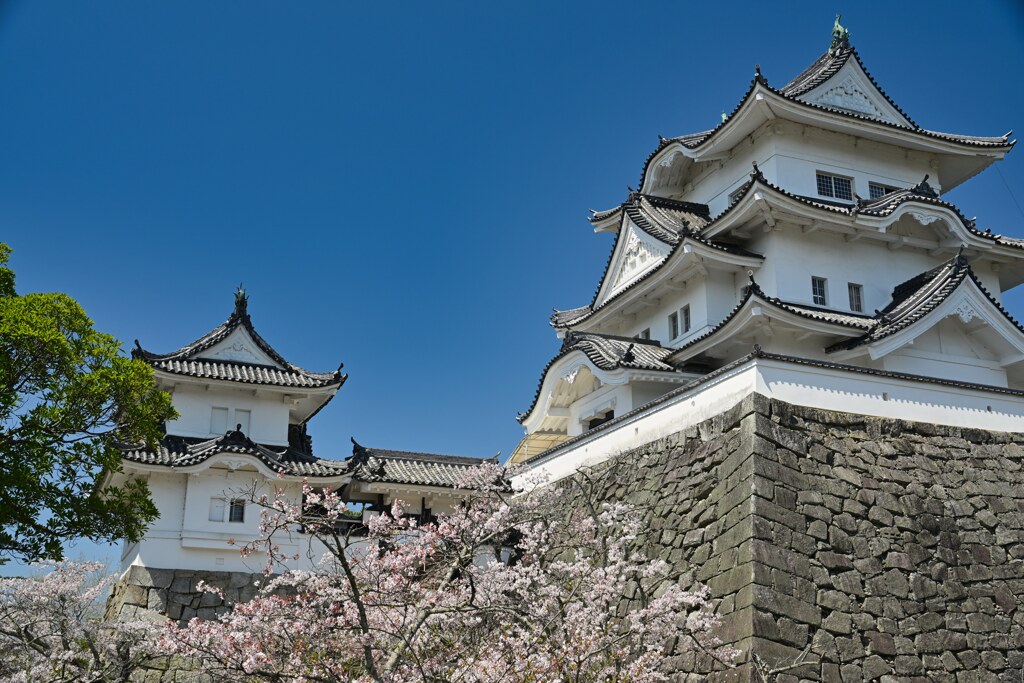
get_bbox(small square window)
[848,283,864,312]
[668,312,679,339]
[228,499,246,523]
[638,328,651,340]
[816,172,853,201]
[681,305,691,334]
[868,182,897,199]
[209,497,226,522]
[811,277,828,306]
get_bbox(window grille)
[681,305,691,333]
[668,312,679,339]
[868,182,897,199]
[848,283,864,312]
[816,172,853,201]
[229,499,246,523]
[811,277,828,306]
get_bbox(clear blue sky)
[2,1,1023,569]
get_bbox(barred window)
[848,283,864,312]
[811,276,828,306]
[816,172,853,201]
[868,182,898,199]
[668,312,679,339]
[681,305,691,334]
[229,499,246,523]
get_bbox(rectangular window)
[668,312,679,339]
[868,182,898,199]
[681,305,691,334]
[638,328,650,340]
[228,499,246,523]
[811,276,828,306]
[586,410,614,431]
[235,409,251,435]
[816,172,853,201]
[210,407,229,435]
[848,283,864,312]
[209,497,226,522]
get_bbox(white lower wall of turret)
[515,356,1024,489]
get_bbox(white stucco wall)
[166,385,291,446]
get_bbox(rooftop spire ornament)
[233,282,248,316]
[830,14,850,54]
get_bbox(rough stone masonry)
[574,393,1024,682]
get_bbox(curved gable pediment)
[595,221,672,307]
[200,327,283,367]
[799,61,912,128]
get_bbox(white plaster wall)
[516,357,1024,489]
[681,121,935,216]
[602,270,740,348]
[166,385,290,445]
[747,225,943,313]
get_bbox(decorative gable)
[596,221,671,306]
[799,61,912,127]
[201,327,282,367]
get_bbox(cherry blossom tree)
[0,561,154,683]
[158,465,736,682]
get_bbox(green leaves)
[0,244,175,562]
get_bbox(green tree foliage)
[0,244,175,562]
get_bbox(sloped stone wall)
[570,393,1024,682]
[106,565,261,624]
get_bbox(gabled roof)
[827,254,1024,352]
[552,192,761,330]
[517,333,680,424]
[121,428,350,478]
[637,39,1012,192]
[348,440,499,489]
[133,290,346,390]
[780,44,916,127]
[590,193,711,243]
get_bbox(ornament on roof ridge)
[233,283,249,316]
[830,15,850,55]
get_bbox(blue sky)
[2,1,1023,569]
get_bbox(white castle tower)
[512,20,1023,478]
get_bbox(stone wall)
[575,393,1024,682]
[106,565,262,624]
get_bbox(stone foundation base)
[106,565,262,624]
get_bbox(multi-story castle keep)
[509,20,1024,682]
[106,21,1024,682]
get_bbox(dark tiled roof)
[121,430,350,478]
[147,359,337,388]
[133,292,345,390]
[637,49,1011,192]
[517,333,680,424]
[565,332,677,372]
[780,46,917,128]
[728,168,1024,253]
[590,193,711,244]
[827,254,1024,352]
[551,192,760,330]
[348,440,498,489]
